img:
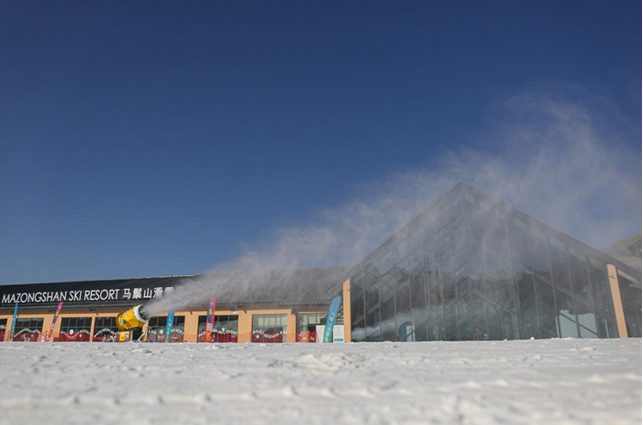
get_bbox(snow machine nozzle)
[116,304,150,332]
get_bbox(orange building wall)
[0,305,328,343]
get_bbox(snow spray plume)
[144,90,641,317]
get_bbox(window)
[252,314,287,343]
[555,288,579,338]
[0,319,6,342]
[568,249,591,301]
[93,317,120,342]
[516,268,539,339]
[396,285,411,313]
[429,311,445,340]
[399,321,415,341]
[147,316,185,343]
[296,313,325,342]
[197,315,238,343]
[550,238,572,292]
[365,308,381,341]
[338,184,641,343]
[531,228,552,282]
[502,310,519,340]
[350,285,365,321]
[60,317,92,342]
[535,277,558,337]
[12,318,43,341]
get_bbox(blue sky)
[0,1,640,284]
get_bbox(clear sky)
[0,1,640,284]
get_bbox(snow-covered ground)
[0,338,640,425]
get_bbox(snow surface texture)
[0,339,640,425]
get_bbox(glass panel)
[408,247,423,277]
[381,295,396,324]
[502,310,519,340]
[531,228,552,282]
[558,314,579,338]
[251,315,287,343]
[365,286,380,312]
[350,285,365,319]
[295,314,323,342]
[498,257,515,311]
[484,248,498,278]
[555,288,576,321]
[452,215,465,243]
[296,314,324,333]
[429,311,445,341]
[455,273,470,298]
[535,276,558,337]
[468,240,483,272]
[411,304,427,337]
[457,292,472,322]
[379,277,396,300]
[579,325,598,338]
[467,211,486,245]
[486,302,503,340]
[375,247,394,277]
[444,302,458,341]
[439,224,453,252]
[516,267,539,338]
[364,270,378,288]
[424,236,440,267]
[393,237,408,264]
[550,238,572,292]
[408,222,424,251]
[595,310,618,338]
[198,315,239,343]
[469,292,486,322]
[381,322,396,341]
[410,273,426,309]
[147,316,185,343]
[568,248,591,302]
[93,317,119,342]
[395,258,410,284]
[508,224,533,269]
[470,272,484,296]
[396,310,412,341]
[351,268,364,286]
[484,219,509,258]
[459,318,489,340]
[13,318,44,342]
[413,321,428,341]
[60,317,92,342]
[396,285,411,313]
[453,239,467,272]
[575,299,598,335]
[427,270,443,307]
[351,318,365,342]
[441,250,456,303]
[365,308,381,340]
[484,274,500,303]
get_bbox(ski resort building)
[329,184,642,342]
[0,184,640,343]
[0,268,350,343]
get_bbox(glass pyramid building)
[344,183,641,342]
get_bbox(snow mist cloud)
[143,90,641,316]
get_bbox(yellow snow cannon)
[116,304,150,341]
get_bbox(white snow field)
[0,339,640,425]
